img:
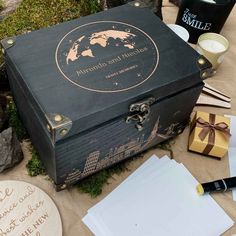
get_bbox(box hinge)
[126,97,155,131]
[1,37,16,54]
[46,113,72,143]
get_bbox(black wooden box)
[1,3,211,190]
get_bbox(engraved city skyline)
[64,117,181,185]
[74,117,161,178]
[81,118,182,176]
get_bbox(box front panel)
[55,83,203,188]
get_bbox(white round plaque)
[0,181,62,236]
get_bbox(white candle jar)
[196,32,229,71]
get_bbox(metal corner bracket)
[55,183,67,191]
[45,113,72,143]
[1,37,16,53]
[197,55,215,79]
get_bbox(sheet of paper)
[83,214,104,236]
[88,158,179,236]
[85,155,175,236]
[85,155,173,236]
[90,164,233,236]
[88,155,173,213]
[83,155,234,236]
[228,115,236,147]
[226,115,236,201]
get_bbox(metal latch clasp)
[126,97,155,131]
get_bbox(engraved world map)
[66,29,136,64]
[56,21,158,92]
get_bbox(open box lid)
[1,4,211,144]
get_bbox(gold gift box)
[188,111,231,158]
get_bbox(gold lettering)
[76,62,107,76]
[108,56,122,64]
[122,47,148,60]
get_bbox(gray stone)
[0,127,23,173]
[0,95,7,132]
[0,0,22,18]
[0,105,6,131]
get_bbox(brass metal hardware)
[54,114,63,122]
[7,39,14,45]
[47,124,51,132]
[198,58,205,65]
[60,184,67,190]
[201,68,216,79]
[197,55,214,79]
[1,37,16,51]
[56,183,67,191]
[129,0,148,8]
[177,129,183,134]
[46,113,72,143]
[126,97,155,131]
[60,129,68,136]
[201,71,208,79]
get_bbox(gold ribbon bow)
[196,114,231,155]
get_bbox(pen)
[196,176,236,195]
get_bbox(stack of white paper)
[227,115,236,201]
[83,155,234,236]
